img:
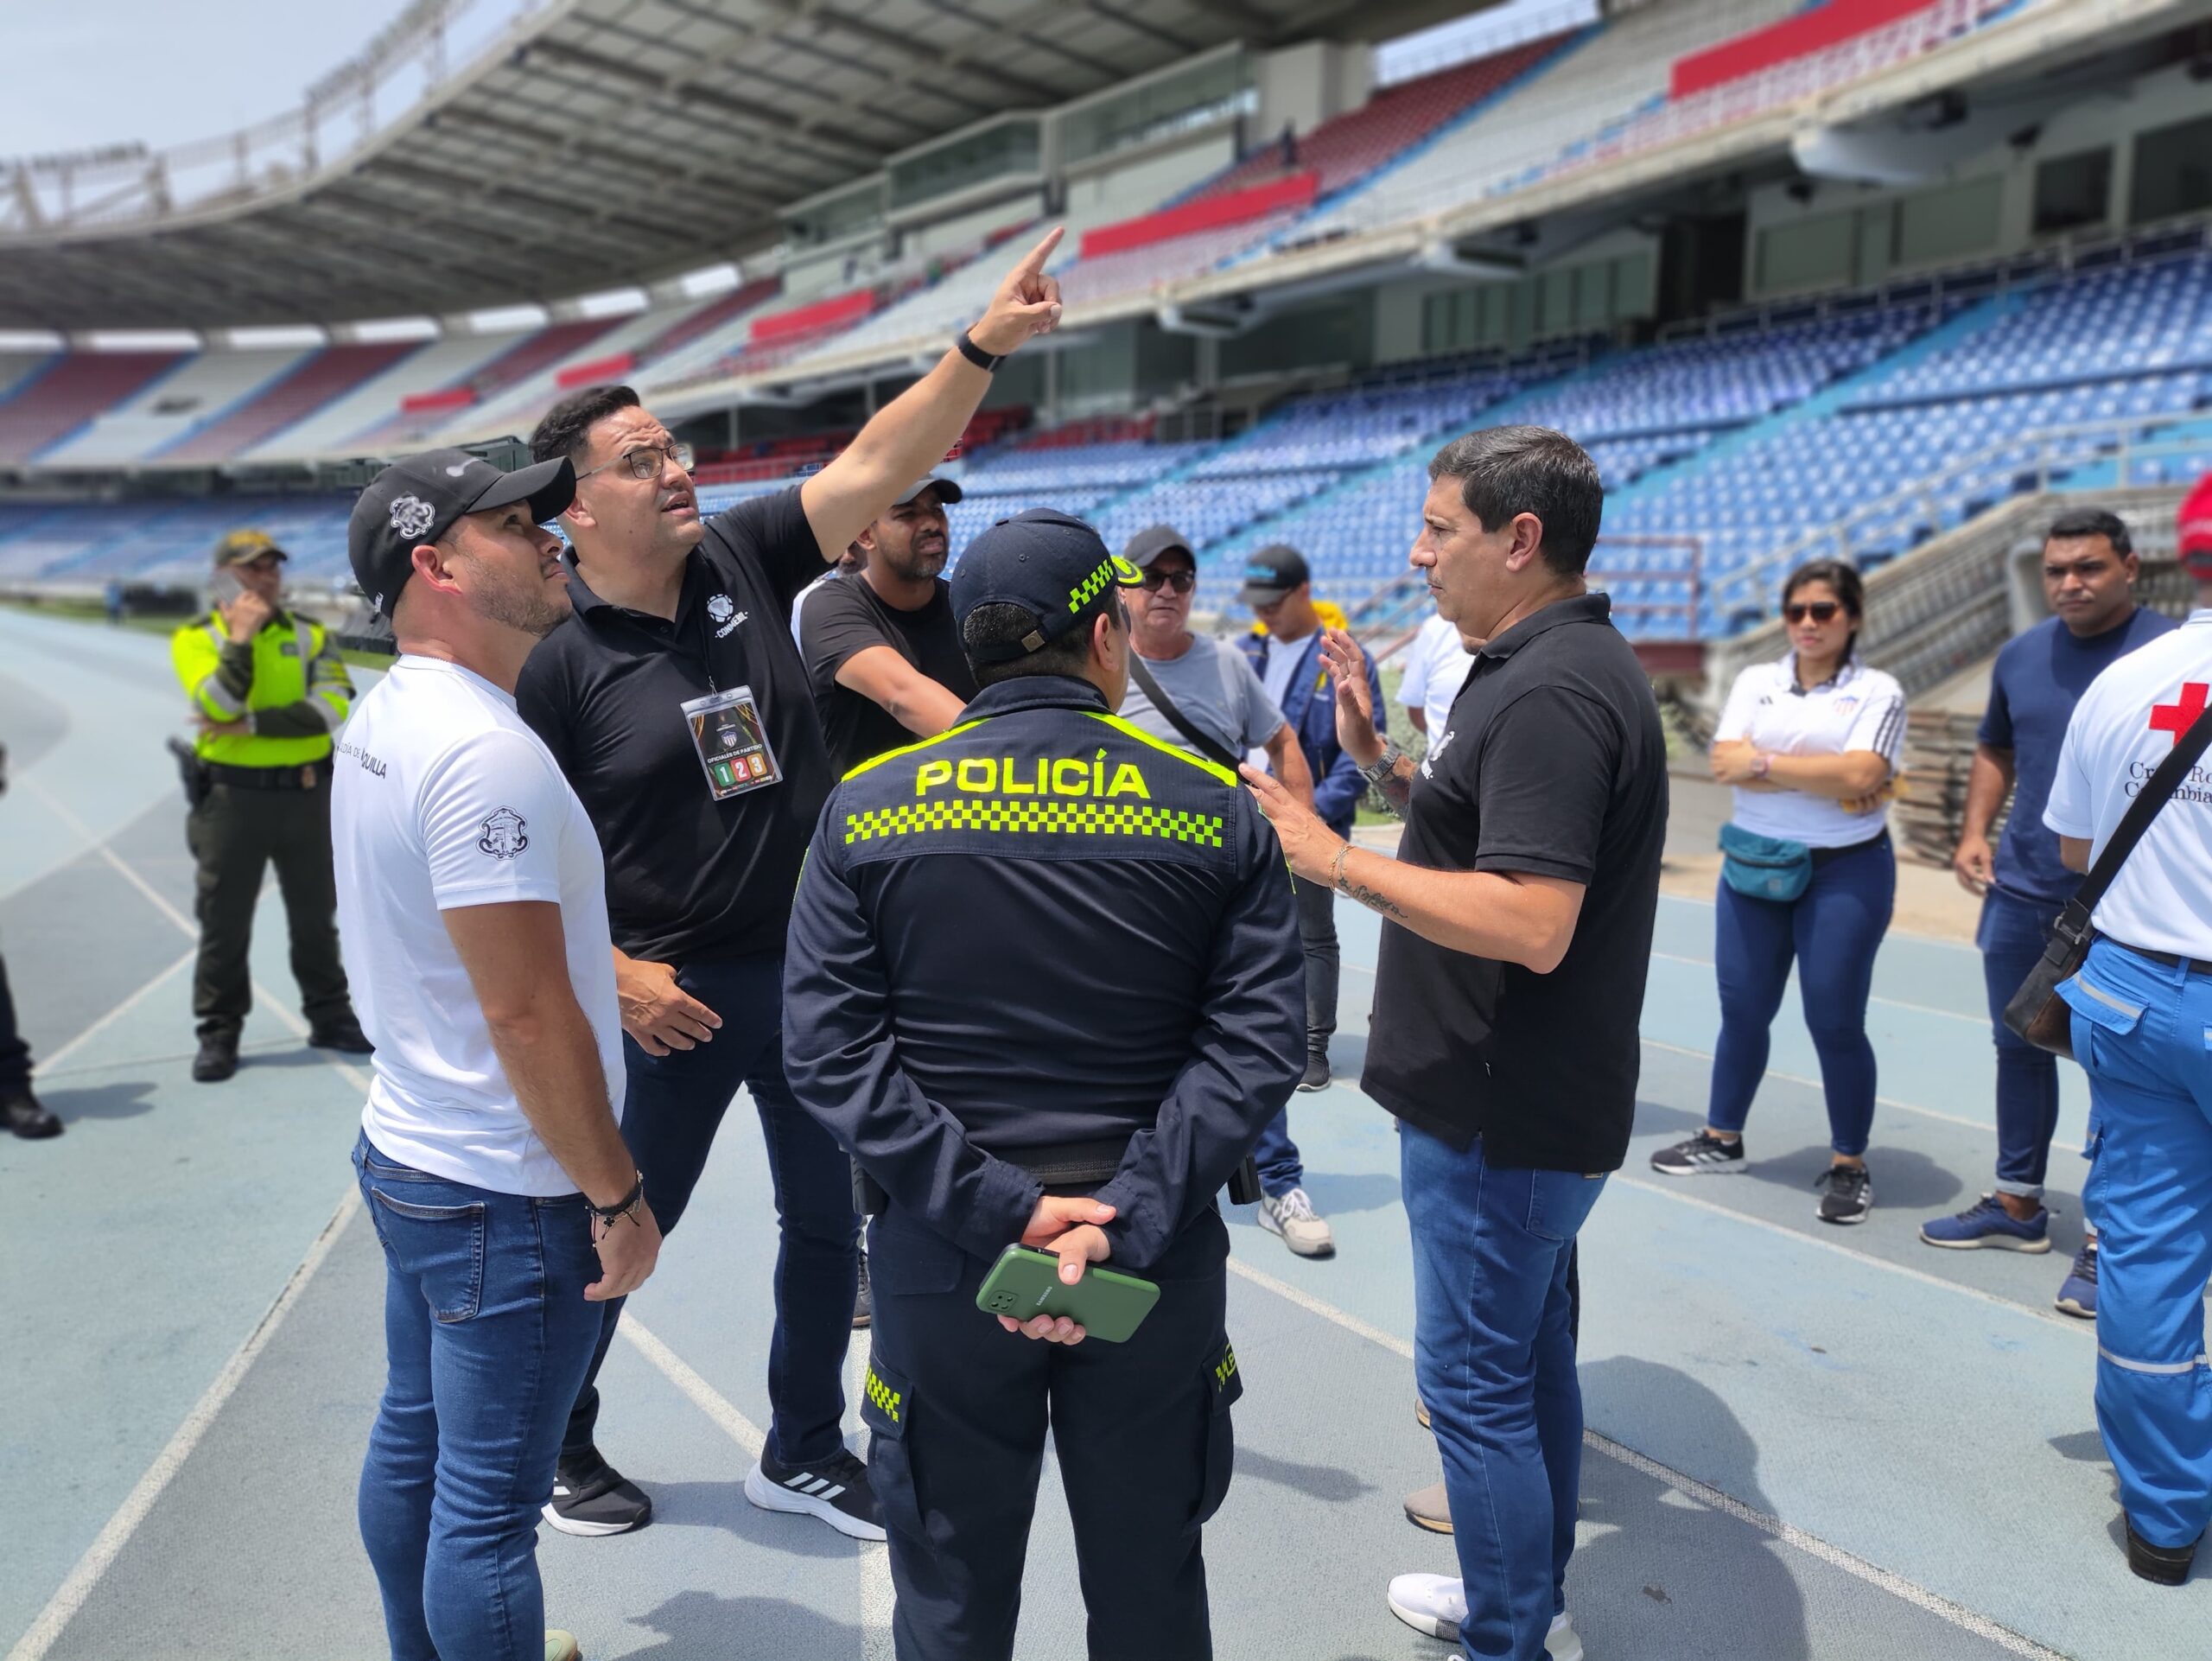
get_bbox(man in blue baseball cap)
[783,506,1306,1659]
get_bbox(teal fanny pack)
[1719,823,1813,902]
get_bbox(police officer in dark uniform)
[784,509,1305,1661]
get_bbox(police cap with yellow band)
[949,507,1144,665]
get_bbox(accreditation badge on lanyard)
[680,684,782,801]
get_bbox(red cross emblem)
[2150,682,2209,745]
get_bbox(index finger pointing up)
[1016,226,1065,276]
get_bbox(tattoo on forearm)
[1335,845,1411,920]
[1343,876,1411,920]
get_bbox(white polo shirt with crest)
[333,654,624,1196]
[1715,653,1907,849]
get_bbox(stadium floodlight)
[225,326,330,351]
[675,263,744,299]
[347,316,442,344]
[464,303,550,334]
[573,288,651,320]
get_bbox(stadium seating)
[247,332,528,460]
[1302,0,1805,242]
[36,347,316,468]
[0,352,188,464]
[158,343,425,466]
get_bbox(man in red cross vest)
[2039,474,2212,1585]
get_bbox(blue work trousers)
[565,950,859,1467]
[2062,939,2212,1550]
[1980,888,2070,1198]
[1708,833,1895,1156]
[353,1132,601,1661]
[1403,1124,1607,1661]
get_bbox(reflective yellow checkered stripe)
[864,1365,903,1425]
[845,796,1224,846]
[1067,553,1141,613]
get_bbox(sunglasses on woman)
[1783,601,1841,625]
[1141,569,1196,594]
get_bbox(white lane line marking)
[1636,1035,1999,1136]
[1646,948,1987,1027]
[1225,1257,2070,1661]
[1583,1430,2072,1661]
[1605,1173,2092,1333]
[31,948,194,1073]
[22,773,331,1052]
[618,1316,766,1458]
[626,1315,898,1660]
[3,1188,361,1661]
[845,1332,897,1661]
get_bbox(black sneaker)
[1815,1163,1873,1225]
[542,1447,652,1537]
[852,1247,872,1330]
[192,1033,238,1083]
[307,1016,373,1055]
[3,1086,62,1139]
[1650,1130,1745,1175]
[2125,1516,2199,1585]
[745,1447,884,1541]
[1297,1050,1331,1092]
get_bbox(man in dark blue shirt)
[785,510,1303,1660]
[1923,506,2172,1313]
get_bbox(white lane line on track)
[30,949,194,1073]
[844,1333,898,1661]
[620,1316,766,1457]
[7,776,375,1661]
[1343,951,2005,1137]
[1646,947,1987,1027]
[1224,1257,2071,1661]
[3,1189,362,1661]
[626,1316,898,1661]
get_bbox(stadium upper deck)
[0,0,2192,473]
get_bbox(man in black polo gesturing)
[517,231,1066,1541]
[1244,426,1666,1661]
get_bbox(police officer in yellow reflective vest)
[170,529,371,1082]
[784,510,1306,1660]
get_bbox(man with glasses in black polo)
[515,232,1067,1543]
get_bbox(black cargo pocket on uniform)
[1190,1336,1244,1531]
[860,1353,928,1545]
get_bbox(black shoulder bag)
[1127,651,1243,773]
[2004,699,2212,1058]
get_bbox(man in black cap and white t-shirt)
[335,449,661,1661]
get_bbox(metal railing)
[0,0,543,238]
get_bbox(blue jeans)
[1403,1125,1607,1661]
[1980,888,2067,1197]
[2061,940,2212,1549]
[353,1131,601,1661]
[1709,834,1895,1156]
[564,951,858,1467]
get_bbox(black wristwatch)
[956,328,1003,373]
[589,1173,645,1227]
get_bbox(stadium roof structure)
[0,0,1433,333]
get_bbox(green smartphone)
[975,1245,1160,1343]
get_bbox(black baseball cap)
[1122,524,1195,569]
[893,474,965,506]
[950,508,1143,664]
[1237,543,1311,607]
[347,448,576,618]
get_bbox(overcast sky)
[0,2,410,158]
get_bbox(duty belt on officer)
[204,760,333,791]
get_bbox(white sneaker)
[1257,1187,1336,1257]
[1387,1573,1464,1639]
[1385,1576,1579,1657]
